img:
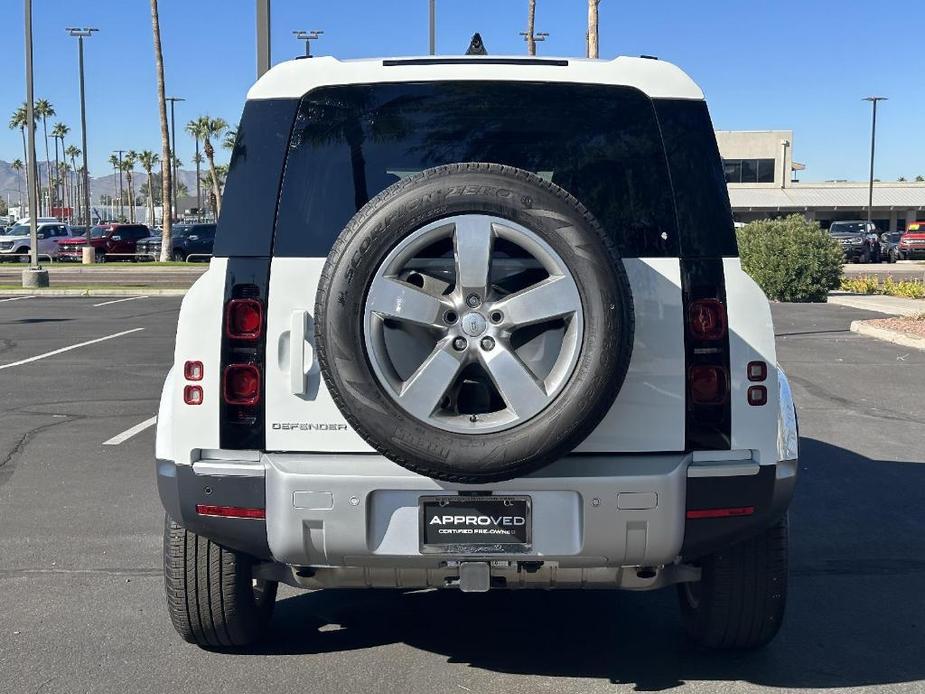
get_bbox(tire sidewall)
[315,164,634,482]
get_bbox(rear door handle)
[290,310,313,394]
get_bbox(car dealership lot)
[1,296,923,693]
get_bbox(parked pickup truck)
[57,223,151,262]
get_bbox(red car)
[898,222,925,260]
[57,223,152,262]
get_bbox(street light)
[66,26,98,260]
[863,96,887,229]
[22,0,46,287]
[429,0,436,55]
[292,30,323,57]
[166,96,185,221]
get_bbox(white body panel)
[263,257,687,454]
[724,258,780,465]
[247,55,704,102]
[156,258,226,464]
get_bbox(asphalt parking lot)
[1,296,923,693]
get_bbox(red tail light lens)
[225,299,263,340]
[688,299,727,340]
[223,364,261,405]
[747,385,768,406]
[687,506,754,520]
[196,504,265,519]
[689,365,729,405]
[747,361,767,382]
[183,385,203,405]
[184,360,203,381]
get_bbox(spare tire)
[315,163,634,483]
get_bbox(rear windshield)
[830,222,868,235]
[216,82,736,259]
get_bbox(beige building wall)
[715,130,794,188]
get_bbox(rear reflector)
[688,299,727,340]
[183,385,203,405]
[689,365,729,405]
[223,363,261,405]
[225,298,263,340]
[195,504,265,520]
[184,360,203,381]
[686,506,754,520]
[747,385,768,406]
[747,361,767,382]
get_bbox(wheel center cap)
[461,311,488,337]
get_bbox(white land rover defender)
[156,53,798,651]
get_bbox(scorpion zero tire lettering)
[314,163,635,483]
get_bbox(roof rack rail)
[383,57,569,67]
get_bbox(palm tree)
[9,105,29,167]
[51,122,70,210]
[222,127,238,151]
[150,0,173,259]
[107,154,121,219]
[189,115,228,217]
[587,0,602,58]
[11,159,24,207]
[122,151,138,222]
[67,146,81,223]
[190,149,204,217]
[526,0,537,55]
[137,150,159,225]
[34,99,55,215]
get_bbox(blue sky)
[1,0,923,182]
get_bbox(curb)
[850,320,925,351]
[828,293,925,316]
[0,287,188,297]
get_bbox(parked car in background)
[137,223,216,261]
[57,223,151,262]
[898,222,925,260]
[879,232,901,263]
[828,220,889,263]
[0,219,75,262]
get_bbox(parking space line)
[93,296,149,307]
[0,295,35,303]
[103,416,157,446]
[0,327,145,370]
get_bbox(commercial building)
[717,130,925,232]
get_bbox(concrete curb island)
[0,287,187,297]
[850,321,925,352]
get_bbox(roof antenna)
[466,32,487,55]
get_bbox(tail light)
[688,299,727,340]
[225,298,263,340]
[184,360,203,381]
[689,365,729,405]
[196,504,265,519]
[223,364,261,405]
[183,385,203,405]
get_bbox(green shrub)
[736,215,844,302]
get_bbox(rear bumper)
[157,451,797,576]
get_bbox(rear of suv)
[137,222,216,261]
[156,55,798,652]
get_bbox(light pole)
[863,96,887,229]
[257,0,271,78]
[520,30,549,55]
[429,0,436,55]
[166,96,185,221]
[66,28,98,258]
[292,30,323,57]
[22,0,47,287]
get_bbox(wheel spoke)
[492,275,580,327]
[480,346,548,419]
[398,340,466,419]
[367,277,448,328]
[453,216,494,297]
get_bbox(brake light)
[223,364,260,405]
[687,506,754,520]
[689,365,728,405]
[225,299,263,340]
[196,504,265,519]
[688,299,727,340]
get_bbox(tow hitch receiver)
[458,562,491,592]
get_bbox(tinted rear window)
[274,82,681,258]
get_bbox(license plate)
[420,495,532,553]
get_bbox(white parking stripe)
[102,416,157,446]
[93,296,149,307]
[0,295,35,302]
[0,327,144,370]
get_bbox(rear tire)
[678,514,788,650]
[94,249,105,264]
[172,249,186,262]
[163,516,278,648]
